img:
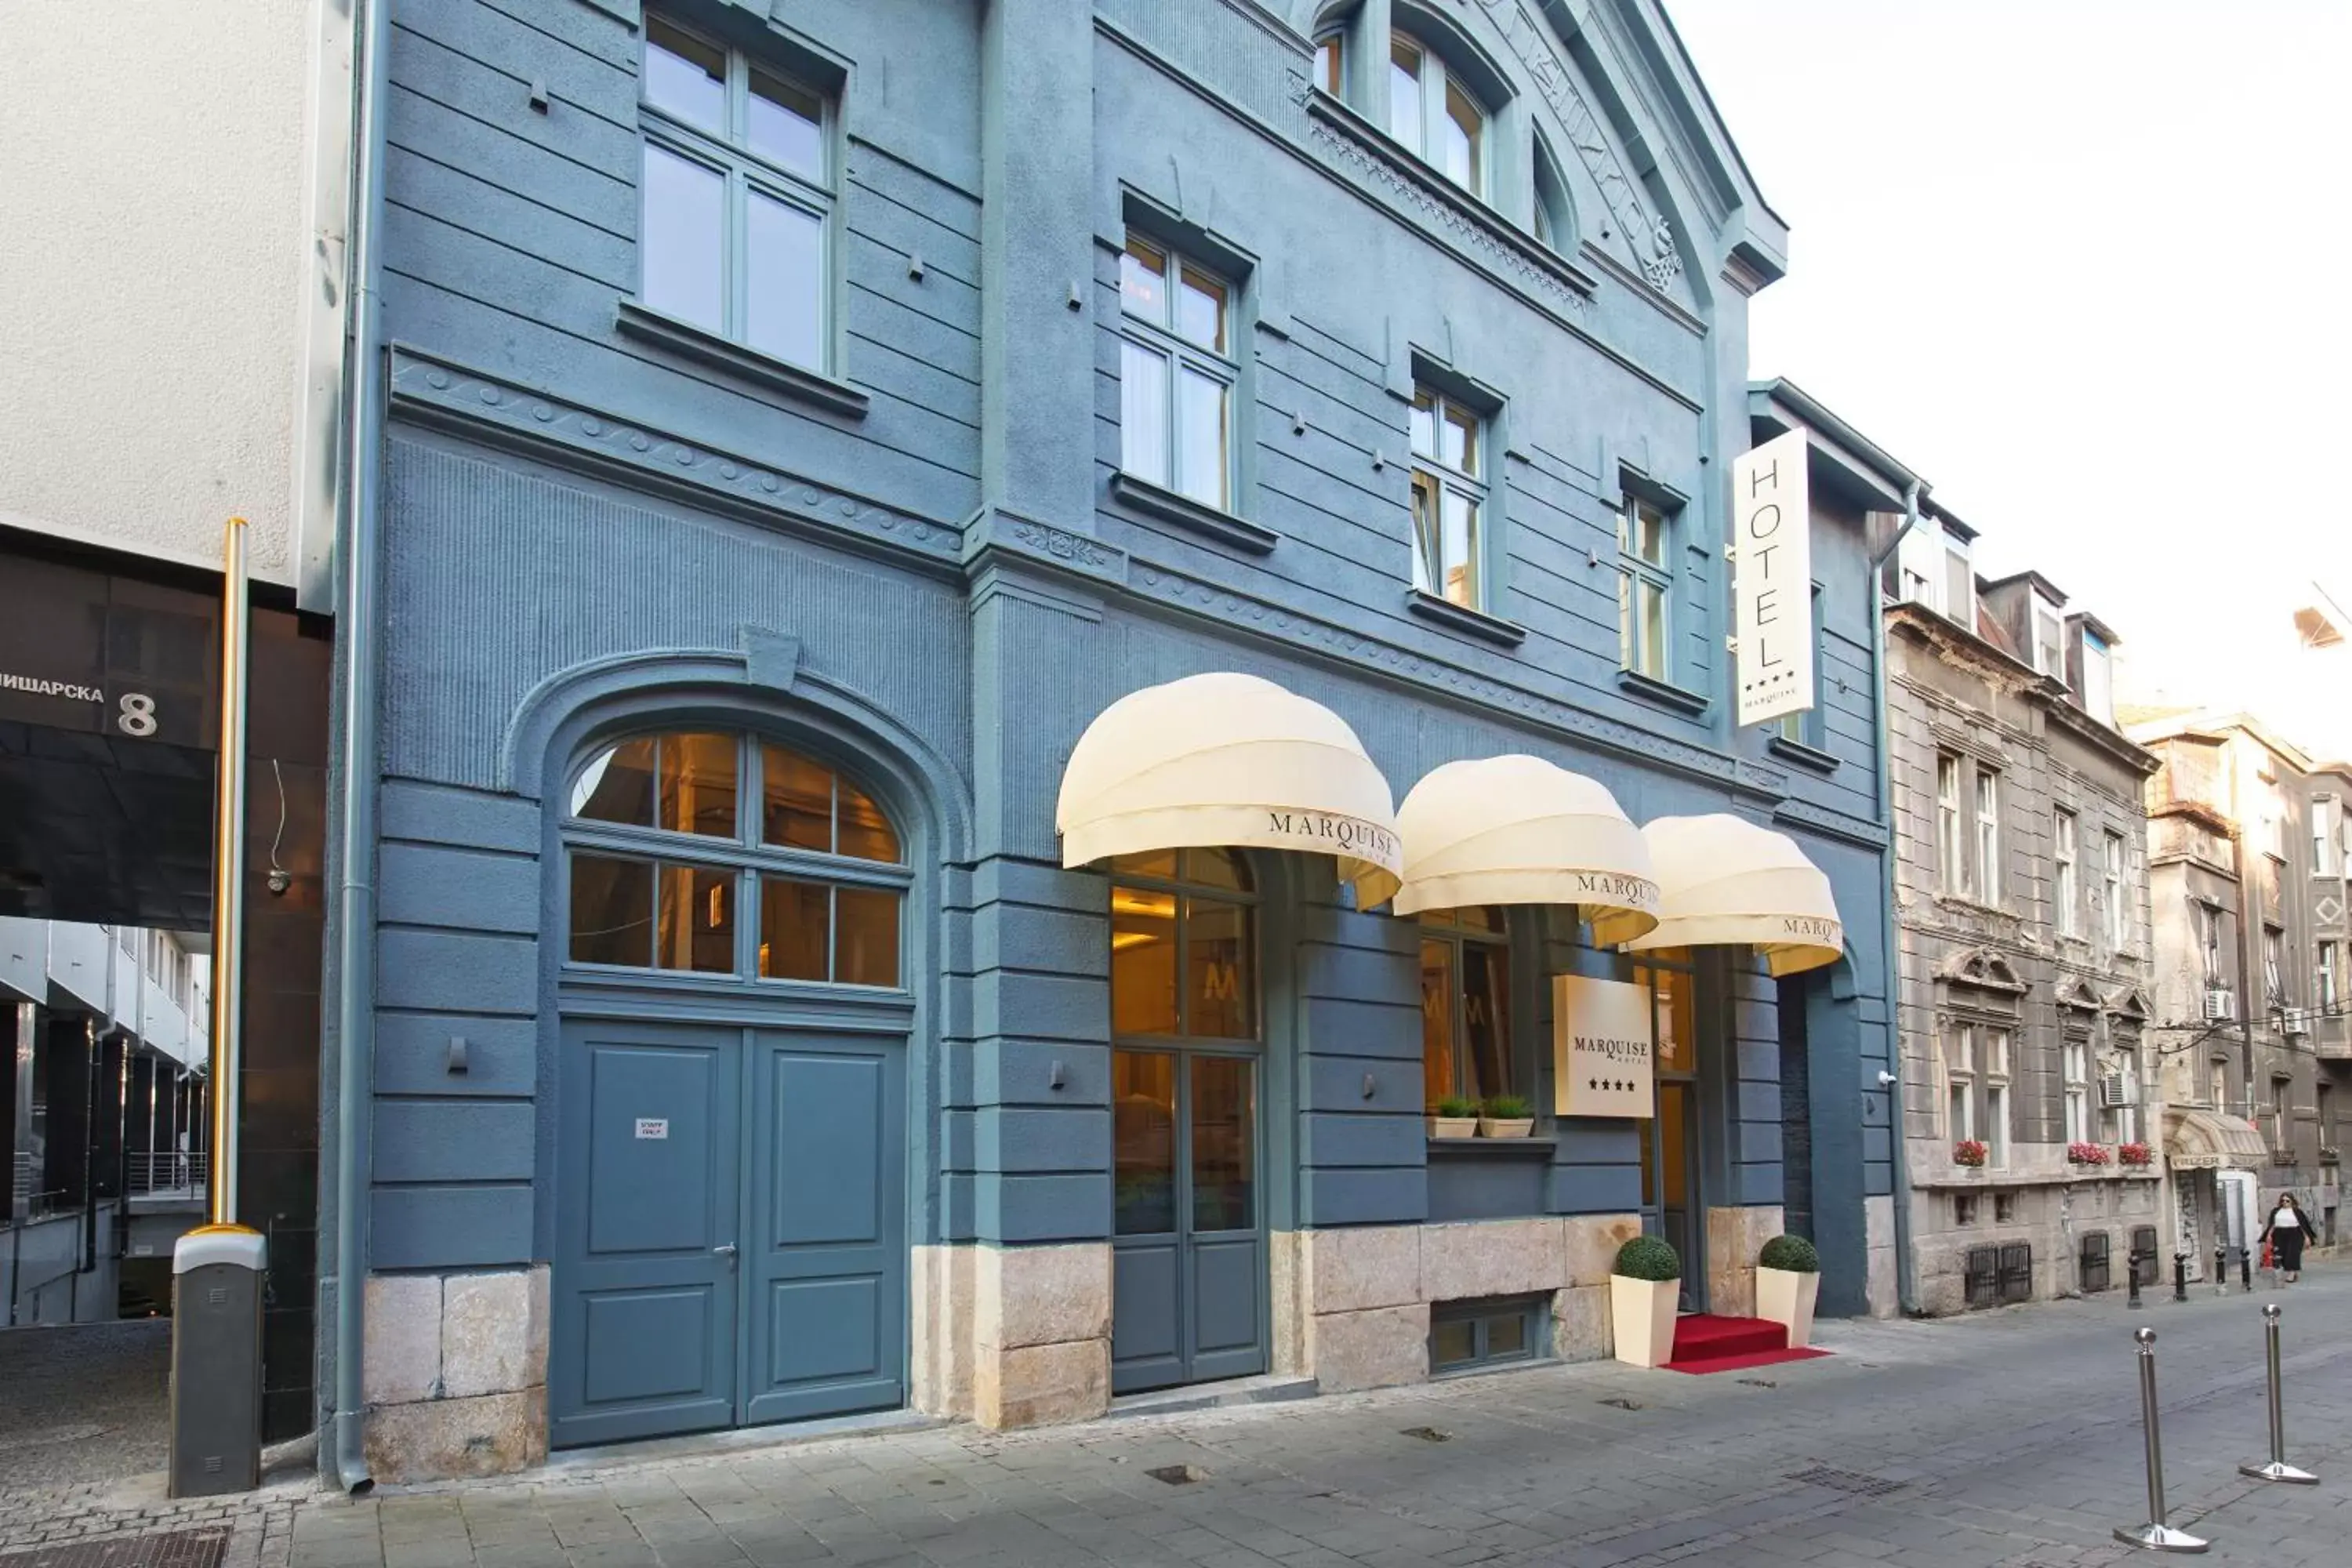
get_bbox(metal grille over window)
[565,731,905,988]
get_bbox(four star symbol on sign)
[1586,1076,1639,1094]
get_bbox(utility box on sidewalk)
[169,1226,268,1497]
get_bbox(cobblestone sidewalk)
[5,1266,2350,1568]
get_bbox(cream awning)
[1392,756,1661,944]
[2163,1107,2267,1171]
[1056,672,1403,906]
[1621,814,1842,976]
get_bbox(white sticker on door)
[634,1117,670,1140]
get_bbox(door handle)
[713,1243,738,1269]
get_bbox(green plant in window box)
[1755,1234,1821,1347]
[1428,1094,1479,1141]
[1478,1094,1535,1139]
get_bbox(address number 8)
[118,692,158,737]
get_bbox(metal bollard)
[2240,1247,2252,1290]
[2238,1305,2318,1485]
[2114,1328,2209,1553]
[2213,1243,2227,1296]
[2171,1251,2188,1304]
[2129,1249,2145,1309]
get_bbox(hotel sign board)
[1552,975,1653,1120]
[1732,429,1813,728]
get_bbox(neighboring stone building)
[1886,553,2162,1314]
[2127,711,2352,1272]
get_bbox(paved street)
[6,1267,2352,1568]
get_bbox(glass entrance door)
[1634,952,1705,1312]
[1110,1048,1263,1392]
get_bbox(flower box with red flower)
[2067,1141,2112,1167]
[2118,1142,2154,1167]
[1952,1139,1988,1167]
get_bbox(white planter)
[1478,1117,1535,1138]
[1610,1273,1679,1369]
[1427,1116,1477,1140]
[1755,1266,1819,1348]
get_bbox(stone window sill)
[1109,471,1277,555]
[1616,667,1709,717]
[1428,1134,1554,1158]
[1767,735,1839,775]
[615,300,869,420]
[1406,590,1527,648]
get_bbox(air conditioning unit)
[2204,988,2234,1021]
[2099,1072,2139,1109]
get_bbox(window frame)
[561,730,910,990]
[1946,1021,1976,1142]
[1108,850,1262,1047]
[2318,939,2341,1014]
[1117,234,1240,514]
[2080,627,2114,722]
[1428,1294,1541,1375]
[2063,1036,2090,1145]
[1385,28,1486,197]
[1936,753,1965,896]
[1419,907,1515,1109]
[2315,797,2340,876]
[1984,1027,2011,1167]
[1617,495,1675,683]
[1973,766,2002,903]
[635,13,837,372]
[2053,808,2079,937]
[2030,592,2066,681]
[2102,829,2127,949]
[1408,384,1490,612]
[2264,924,2287,1007]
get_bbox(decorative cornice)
[386,346,962,568]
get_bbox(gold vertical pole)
[205,517,252,1229]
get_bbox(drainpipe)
[328,0,390,1497]
[2229,824,2258,1124]
[1868,481,1925,1316]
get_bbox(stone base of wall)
[909,1243,975,1419]
[1272,1214,1643,1392]
[970,1242,1110,1430]
[1864,1194,1899,1318]
[1906,1175,2163,1315]
[1705,1206,1783,1319]
[363,1266,550,1483]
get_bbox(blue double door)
[550,1019,906,1448]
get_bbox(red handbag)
[2262,1239,2277,1270]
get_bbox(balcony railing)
[125,1150,208,1196]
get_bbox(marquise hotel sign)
[1552,975,1654,1121]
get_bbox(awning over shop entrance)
[2163,1107,2268,1171]
[1391,756,1660,944]
[1057,671,1403,906]
[1622,814,1842,977]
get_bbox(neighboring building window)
[2265,925,2287,1006]
[2263,781,2288,859]
[2271,1076,2291,1140]
[1532,140,1573,252]
[1421,906,1512,1108]
[1974,767,2002,902]
[1946,1022,1976,1141]
[1388,30,1484,193]
[2210,1061,2229,1112]
[2081,628,2114,722]
[2031,593,2065,681]
[2320,1080,2335,1146]
[567,731,906,986]
[2317,940,2340,1014]
[1315,32,1342,95]
[1984,1028,2011,1167]
[1409,386,1486,609]
[1109,848,1257,1041]
[2103,829,2127,949]
[1617,496,1673,680]
[637,15,832,368]
[2315,797,2340,876]
[1937,753,1965,896]
[2053,808,2079,937]
[2105,1040,2143,1145]
[1119,236,1235,510]
[1944,548,1973,626]
[2197,901,2227,987]
[2063,1037,2090,1144]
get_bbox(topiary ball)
[1758,1234,1820,1274]
[1613,1234,1681,1282]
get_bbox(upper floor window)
[1119,236,1235,510]
[1936,753,1965,896]
[1533,141,1573,253]
[1316,32,1343,95]
[1409,385,1485,609]
[2053,808,2079,937]
[2063,1037,2090,1145]
[2318,939,2341,1014]
[2314,797,2340,877]
[1109,849,1256,1041]
[1973,766,2002,902]
[2264,924,2287,1006]
[638,15,832,369]
[1617,497,1673,681]
[2196,900,2227,987]
[2102,828,2129,948]
[2030,592,2065,681]
[1388,31,1483,194]
[1944,547,1974,627]
[2080,628,2114,723]
[1420,907,1511,1109]
[567,731,904,986]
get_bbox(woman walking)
[2259,1192,2313,1283]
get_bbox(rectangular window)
[1420,910,1512,1107]
[2063,1039,2089,1144]
[2103,829,2127,949]
[1429,1297,1540,1374]
[2318,941,2340,1014]
[2272,1077,2291,1138]
[1946,1022,1976,1140]
[2211,1062,2229,1112]
[1617,497,1672,680]
[2198,902,2226,986]
[638,16,832,368]
[1944,547,1973,626]
[2081,629,2114,722]
[2316,798,2340,876]
[2266,926,2287,1006]
[1974,768,2002,902]
[1119,236,1235,510]
[1937,754,1965,895]
[1985,1028,2011,1167]
[2031,593,2065,681]
[2053,809,2078,937]
[1410,387,1486,611]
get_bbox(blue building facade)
[350,0,1894,1478]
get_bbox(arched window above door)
[564,729,906,988]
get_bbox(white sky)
[1666,1,2352,758]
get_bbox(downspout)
[329,0,390,1497]
[2230,825,2257,1123]
[1868,481,1925,1316]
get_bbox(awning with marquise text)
[1621,814,1844,977]
[1391,755,1661,945]
[1056,672,1403,907]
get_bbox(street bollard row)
[2114,1305,2320,1555]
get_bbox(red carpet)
[1661,1312,1833,1375]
